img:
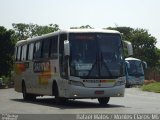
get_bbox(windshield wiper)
[87,52,114,78]
[100,52,113,77]
[87,54,99,77]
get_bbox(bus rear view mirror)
[142,61,147,69]
[125,61,130,69]
[123,41,133,56]
[64,40,70,56]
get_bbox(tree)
[107,26,159,68]
[12,23,29,40]
[79,25,93,29]
[129,28,158,68]
[107,26,133,40]
[12,23,59,41]
[0,26,15,76]
[154,48,160,70]
[70,25,93,29]
[31,24,59,37]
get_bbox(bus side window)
[28,43,34,60]
[21,45,27,61]
[17,46,22,61]
[50,36,58,59]
[59,34,67,78]
[33,41,42,59]
[26,44,29,60]
[42,39,50,59]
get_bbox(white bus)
[14,29,132,104]
[125,57,147,88]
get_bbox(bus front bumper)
[64,85,125,98]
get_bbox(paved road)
[0,88,160,115]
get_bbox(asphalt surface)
[0,88,160,119]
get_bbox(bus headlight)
[115,79,125,86]
[69,80,84,87]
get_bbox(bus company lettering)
[33,61,50,73]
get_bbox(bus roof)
[15,29,120,46]
[62,28,120,34]
[125,57,142,61]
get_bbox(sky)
[0,0,160,47]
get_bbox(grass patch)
[141,82,160,93]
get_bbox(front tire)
[98,97,110,105]
[22,82,36,100]
[126,84,131,88]
[54,84,67,104]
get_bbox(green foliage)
[0,26,15,76]
[70,25,93,29]
[79,25,93,29]
[129,29,158,68]
[12,23,29,40]
[154,48,160,70]
[1,76,9,85]
[107,26,133,40]
[107,26,159,68]
[141,82,160,93]
[12,23,59,41]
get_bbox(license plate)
[95,90,104,94]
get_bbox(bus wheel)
[98,97,110,105]
[126,84,131,88]
[22,82,36,100]
[54,85,67,104]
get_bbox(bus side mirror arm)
[123,41,133,56]
[125,61,130,68]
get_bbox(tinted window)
[28,43,34,60]
[50,36,58,59]
[69,33,124,78]
[21,45,27,61]
[127,60,144,76]
[33,41,42,59]
[17,46,22,61]
[59,34,67,77]
[42,39,50,59]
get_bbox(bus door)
[58,33,69,96]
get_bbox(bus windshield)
[69,33,124,79]
[127,60,144,77]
